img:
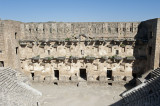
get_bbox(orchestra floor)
[31,83,126,106]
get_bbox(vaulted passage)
[80,69,87,80]
[54,70,59,80]
[0,61,4,67]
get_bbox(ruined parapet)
[19,22,139,41]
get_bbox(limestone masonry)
[0,18,160,85]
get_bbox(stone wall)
[135,18,160,72]
[19,22,139,40]
[0,20,5,67]
[1,20,22,70]
[19,36,135,82]
[0,18,160,84]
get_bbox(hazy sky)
[0,0,160,22]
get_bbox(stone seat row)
[0,67,17,77]
[122,75,160,99]
[123,76,160,103]
[122,68,160,105]
[0,75,39,102]
[123,90,160,106]
[0,67,42,106]
[0,86,40,106]
[150,68,160,77]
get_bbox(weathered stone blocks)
[99,76,106,82]
[71,75,78,81]
[124,76,133,81]
[77,82,87,87]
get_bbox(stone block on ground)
[99,76,106,82]
[77,82,87,87]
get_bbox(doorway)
[107,70,112,80]
[54,70,59,80]
[80,69,87,80]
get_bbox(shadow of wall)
[132,19,159,79]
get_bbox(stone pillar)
[153,19,160,69]
[150,18,160,70]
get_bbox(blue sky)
[0,0,160,22]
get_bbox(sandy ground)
[31,83,126,106]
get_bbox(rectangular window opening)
[108,83,112,86]
[116,28,118,32]
[48,50,50,55]
[31,72,34,80]
[29,29,31,33]
[81,50,84,55]
[16,47,18,55]
[116,50,119,55]
[123,28,125,32]
[150,31,153,39]
[15,32,17,39]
